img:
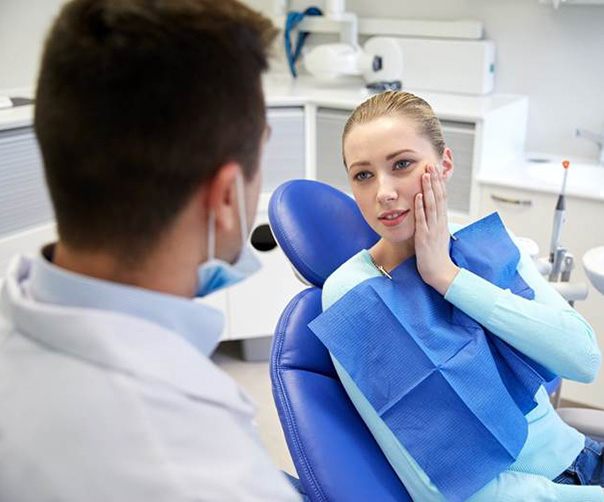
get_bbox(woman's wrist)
[427,262,460,296]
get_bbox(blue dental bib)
[308,213,555,502]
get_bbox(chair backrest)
[268,179,379,287]
[269,180,411,501]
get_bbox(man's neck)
[52,241,200,298]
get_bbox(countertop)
[0,102,34,132]
[263,74,526,122]
[478,155,604,202]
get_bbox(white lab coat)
[0,256,300,502]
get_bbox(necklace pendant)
[369,253,393,280]
[378,265,393,280]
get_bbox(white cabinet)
[260,107,305,192]
[0,127,53,237]
[479,183,604,408]
[0,126,56,276]
[437,121,475,214]
[315,108,348,192]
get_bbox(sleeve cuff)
[444,267,506,327]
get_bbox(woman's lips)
[378,209,410,227]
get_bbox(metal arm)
[575,128,604,164]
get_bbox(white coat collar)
[1,254,255,416]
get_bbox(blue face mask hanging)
[196,175,261,297]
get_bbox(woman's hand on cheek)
[414,164,460,295]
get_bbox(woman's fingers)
[422,167,437,227]
[431,166,446,217]
[415,192,428,236]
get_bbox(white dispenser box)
[367,37,496,95]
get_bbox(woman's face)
[344,115,453,245]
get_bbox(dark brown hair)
[34,0,276,259]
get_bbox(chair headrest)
[268,180,379,288]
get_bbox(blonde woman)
[319,91,603,501]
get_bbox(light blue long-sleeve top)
[321,223,602,502]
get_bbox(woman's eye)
[394,159,413,170]
[354,171,373,182]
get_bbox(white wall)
[249,0,604,162]
[0,0,67,91]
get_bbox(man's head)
[35,0,276,264]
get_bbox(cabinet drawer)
[261,107,305,192]
[316,107,349,192]
[0,127,54,238]
[478,185,554,249]
[441,121,475,214]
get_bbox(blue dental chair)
[268,180,604,502]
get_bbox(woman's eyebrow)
[348,160,370,171]
[385,149,415,160]
[348,149,416,171]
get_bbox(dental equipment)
[284,6,323,78]
[548,160,569,282]
[575,128,604,165]
[303,37,404,89]
[545,160,589,306]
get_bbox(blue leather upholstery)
[543,376,562,396]
[268,179,379,287]
[269,180,410,501]
[272,288,410,501]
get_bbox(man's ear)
[206,162,241,233]
[441,147,455,181]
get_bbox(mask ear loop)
[207,209,216,261]
[235,173,249,249]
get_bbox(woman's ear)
[441,147,454,181]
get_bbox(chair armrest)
[557,407,604,442]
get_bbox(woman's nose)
[377,179,398,204]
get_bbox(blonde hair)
[342,91,445,167]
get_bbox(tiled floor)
[212,340,296,476]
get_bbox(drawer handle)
[490,194,532,207]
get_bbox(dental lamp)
[284,0,404,89]
[303,37,404,89]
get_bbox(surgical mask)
[196,174,261,297]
